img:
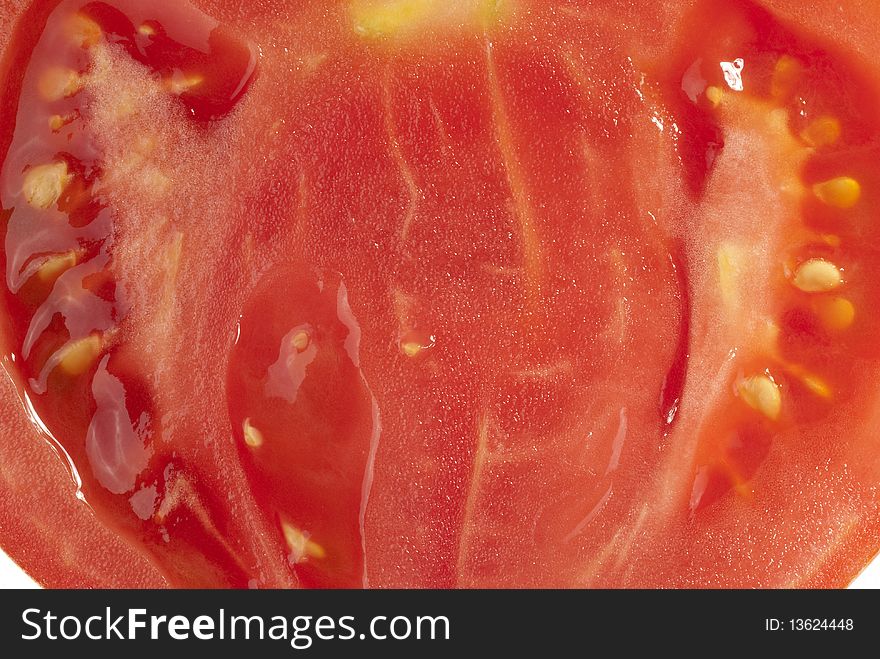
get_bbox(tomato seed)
[812,176,861,209]
[793,258,844,293]
[737,374,782,420]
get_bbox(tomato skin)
[1,0,880,590]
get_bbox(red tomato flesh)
[1,0,880,588]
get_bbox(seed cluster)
[712,55,862,423]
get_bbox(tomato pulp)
[1,0,880,588]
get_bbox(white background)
[1,544,879,588]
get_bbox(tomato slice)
[1,0,880,588]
